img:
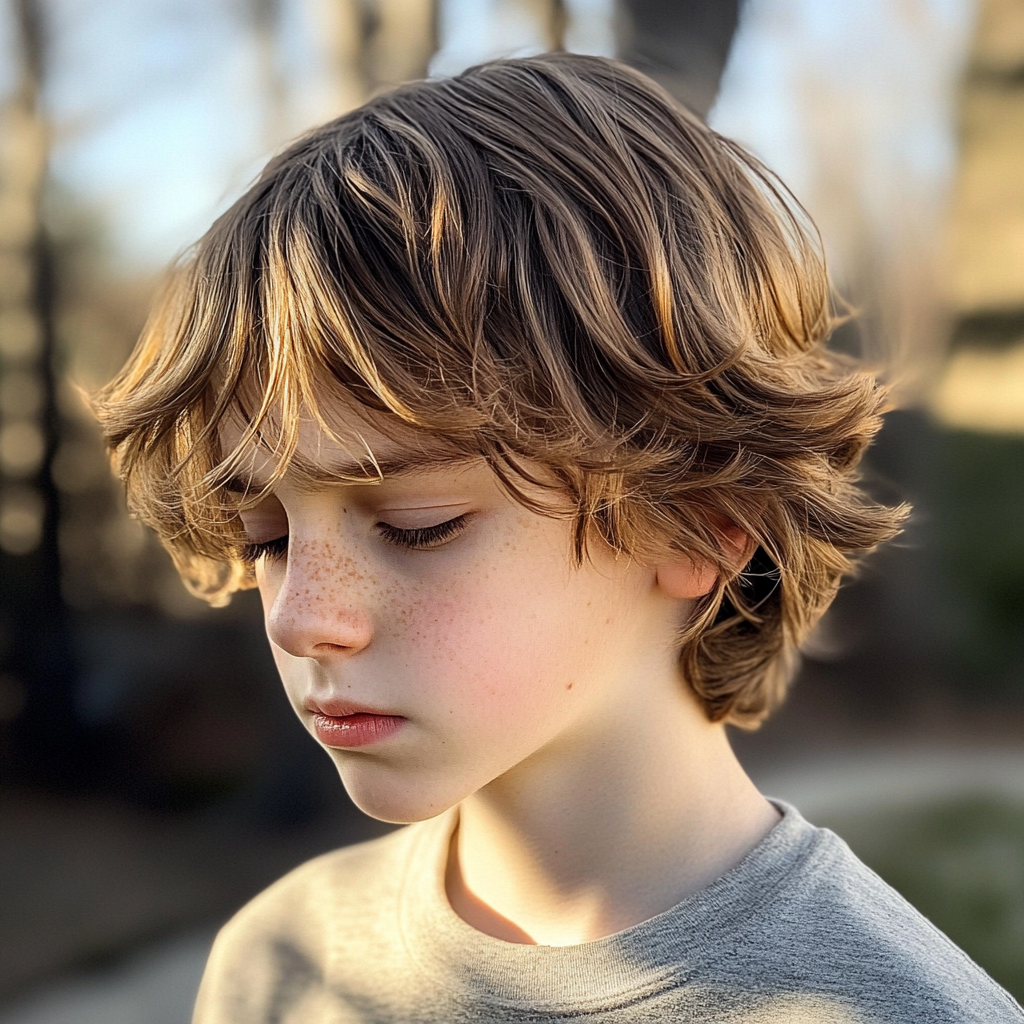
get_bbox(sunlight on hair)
[93,54,906,728]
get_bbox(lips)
[305,698,406,749]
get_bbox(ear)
[655,556,720,600]
[655,522,753,601]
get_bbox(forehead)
[217,399,474,495]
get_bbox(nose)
[264,539,374,660]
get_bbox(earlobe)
[656,557,719,600]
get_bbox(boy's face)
[233,409,696,824]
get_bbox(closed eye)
[239,535,289,564]
[238,514,470,563]
[377,514,470,550]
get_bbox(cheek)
[392,546,624,724]
[394,584,525,710]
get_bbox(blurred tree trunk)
[250,0,291,149]
[308,0,368,114]
[307,0,437,119]
[932,0,1024,433]
[947,0,1024,348]
[366,0,437,92]
[616,0,743,117]
[0,0,78,781]
[523,0,567,51]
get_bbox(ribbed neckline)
[397,799,819,1011]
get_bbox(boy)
[94,54,1021,1023]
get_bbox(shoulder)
[192,823,418,1023]
[748,808,1024,1023]
[221,822,413,940]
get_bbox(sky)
[0,0,974,276]
[0,0,615,270]
[710,0,974,286]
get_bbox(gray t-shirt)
[193,801,1023,1023]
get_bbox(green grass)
[933,430,1024,696]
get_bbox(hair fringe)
[93,53,907,726]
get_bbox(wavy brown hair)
[93,53,906,728]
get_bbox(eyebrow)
[221,452,477,496]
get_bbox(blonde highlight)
[93,54,906,727]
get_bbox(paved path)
[751,743,1024,818]
[0,932,212,1024]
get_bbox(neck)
[446,683,778,946]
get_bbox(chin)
[328,755,467,825]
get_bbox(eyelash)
[239,535,289,564]
[376,514,470,550]
[239,514,470,564]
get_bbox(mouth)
[305,698,406,749]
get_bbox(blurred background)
[0,0,1022,1019]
